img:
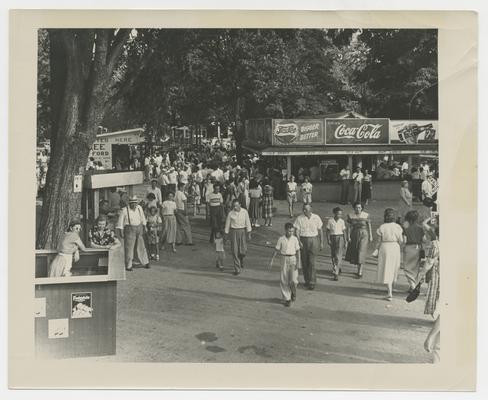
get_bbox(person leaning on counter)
[116,196,150,271]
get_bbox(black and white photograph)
[6,7,479,392]
[33,26,441,363]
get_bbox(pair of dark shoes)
[126,263,150,271]
[233,270,241,276]
[284,300,291,307]
[333,274,339,281]
[306,283,315,290]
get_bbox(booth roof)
[96,128,145,138]
[242,143,439,156]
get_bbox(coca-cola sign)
[325,118,389,145]
[272,119,325,145]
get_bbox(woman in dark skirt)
[345,202,373,278]
[262,179,274,227]
[361,169,372,205]
[248,179,262,227]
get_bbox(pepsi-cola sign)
[325,118,389,145]
[272,119,324,145]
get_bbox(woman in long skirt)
[374,208,404,301]
[402,210,425,292]
[345,202,373,278]
[160,192,177,252]
[262,180,274,227]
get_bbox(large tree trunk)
[37,29,129,249]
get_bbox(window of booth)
[291,156,348,183]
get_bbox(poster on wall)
[71,292,93,319]
[34,297,46,318]
[48,319,69,339]
[272,119,325,145]
[89,140,113,169]
[389,120,438,144]
[325,118,389,145]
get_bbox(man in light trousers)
[116,196,150,271]
[293,204,324,290]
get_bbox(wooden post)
[287,156,292,178]
[348,155,353,171]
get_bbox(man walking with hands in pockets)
[293,204,324,290]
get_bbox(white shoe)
[255,223,261,227]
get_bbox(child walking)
[146,206,162,261]
[326,207,347,281]
[214,230,225,271]
[271,222,301,307]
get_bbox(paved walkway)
[90,189,435,363]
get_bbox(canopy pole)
[287,156,292,179]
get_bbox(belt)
[282,254,296,256]
[330,234,344,236]
[163,214,174,216]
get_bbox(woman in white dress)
[374,208,404,301]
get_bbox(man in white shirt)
[301,176,313,205]
[352,167,364,203]
[225,199,252,275]
[293,204,324,290]
[154,152,163,167]
[271,222,301,306]
[116,196,149,271]
[174,183,194,245]
[178,167,189,185]
[144,156,151,181]
[211,165,225,184]
[339,166,351,205]
[147,179,162,206]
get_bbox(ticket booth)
[34,247,126,358]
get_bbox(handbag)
[406,281,422,303]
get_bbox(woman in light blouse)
[224,199,252,276]
[345,202,373,278]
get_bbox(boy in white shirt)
[301,176,313,205]
[271,222,301,307]
[326,207,347,281]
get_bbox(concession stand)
[34,247,126,358]
[243,111,438,202]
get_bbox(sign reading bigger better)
[272,119,325,145]
[325,118,389,145]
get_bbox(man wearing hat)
[116,195,150,271]
[147,179,162,206]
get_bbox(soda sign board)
[325,118,389,145]
[390,120,438,144]
[272,119,324,145]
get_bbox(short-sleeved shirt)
[275,235,300,256]
[215,237,224,252]
[89,227,115,246]
[403,224,424,244]
[174,190,187,210]
[326,218,346,235]
[208,192,224,207]
[302,182,313,193]
[294,213,323,238]
[147,187,162,204]
[249,187,262,199]
[57,231,82,254]
[376,222,403,243]
[161,200,177,216]
[340,169,351,180]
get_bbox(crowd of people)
[45,143,441,362]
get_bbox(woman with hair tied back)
[373,208,404,301]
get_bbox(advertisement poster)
[325,118,389,145]
[48,318,69,339]
[73,175,82,193]
[71,292,93,319]
[272,119,325,145]
[390,120,438,144]
[89,140,113,169]
[34,297,46,318]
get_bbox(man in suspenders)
[116,196,150,271]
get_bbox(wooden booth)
[34,247,126,358]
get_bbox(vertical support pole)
[287,155,292,179]
[348,155,353,171]
[408,155,413,171]
[93,189,100,221]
